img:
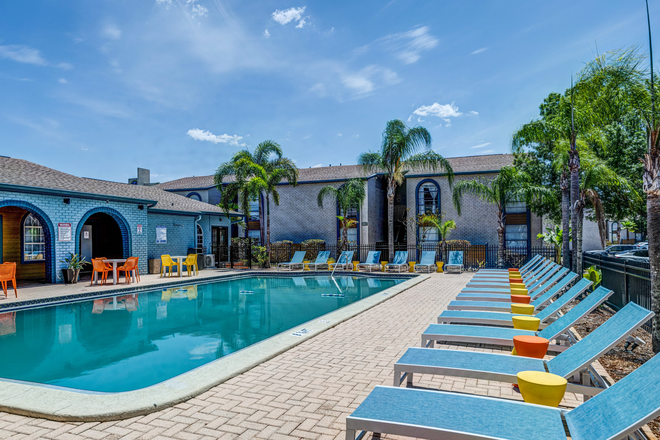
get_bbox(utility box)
[148,259,161,274]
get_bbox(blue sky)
[0,1,657,183]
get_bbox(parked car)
[635,242,648,248]
[614,249,649,262]
[585,244,636,256]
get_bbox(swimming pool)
[0,275,405,393]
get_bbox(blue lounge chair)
[421,283,608,353]
[331,251,354,271]
[457,266,565,301]
[277,251,306,271]
[396,302,652,397]
[308,251,331,271]
[467,261,558,288]
[357,251,381,272]
[472,257,549,281]
[444,251,463,273]
[386,251,408,273]
[447,270,578,312]
[347,349,660,440]
[413,251,436,273]
[438,275,587,327]
[475,254,543,275]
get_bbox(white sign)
[58,223,72,242]
[83,231,90,239]
[137,224,143,235]
[156,226,167,244]
[291,328,312,337]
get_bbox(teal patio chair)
[444,251,463,274]
[331,251,354,271]
[386,251,408,273]
[357,251,381,272]
[277,251,306,271]
[308,251,331,271]
[413,251,436,273]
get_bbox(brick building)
[0,157,238,284]
[157,153,544,251]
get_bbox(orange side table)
[512,335,549,359]
[510,294,531,304]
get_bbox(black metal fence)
[582,253,651,315]
[212,242,558,270]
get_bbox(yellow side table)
[381,261,388,272]
[303,261,311,271]
[436,262,444,273]
[512,316,541,331]
[352,261,359,271]
[511,303,534,315]
[326,258,335,271]
[516,371,567,407]
[510,287,528,295]
[408,262,416,272]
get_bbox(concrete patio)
[0,272,592,439]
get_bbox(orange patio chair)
[129,256,141,282]
[91,258,111,286]
[0,262,17,298]
[117,258,137,285]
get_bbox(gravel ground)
[572,303,659,437]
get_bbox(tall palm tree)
[214,150,256,239]
[317,179,366,251]
[452,166,553,268]
[214,141,298,255]
[568,78,583,274]
[358,119,454,261]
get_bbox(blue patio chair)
[473,257,549,281]
[277,251,306,271]
[347,348,660,440]
[413,251,436,273]
[308,251,331,271]
[331,251,354,271]
[396,301,651,398]
[476,254,543,275]
[444,251,463,274]
[466,261,559,290]
[357,251,381,272]
[386,251,408,273]
[458,265,564,301]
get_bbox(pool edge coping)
[0,273,430,421]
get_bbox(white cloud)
[471,47,488,55]
[57,62,73,70]
[311,163,323,168]
[470,142,491,149]
[58,78,68,84]
[413,102,462,118]
[309,82,327,97]
[443,118,451,127]
[187,128,245,146]
[341,65,400,96]
[156,0,172,5]
[475,149,495,155]
[102,24,121,40]
[337,133,343,137]
[0,45,47,66]
[263,29,271,38]
[380,26,438,64]
[191,4,208,17]
[272,7,307,28]
[469,110,478,115]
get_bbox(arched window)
[416,180,440,242]
[187,192,202,201]
[23,214,45,261]
[196,224,204,251]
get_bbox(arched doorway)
[77,208,131,268]
[0,200,56,284]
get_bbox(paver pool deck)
[0,271,589,439]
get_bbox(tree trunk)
[258,193,265,246]
[387,181,395,262]
[560,169,570,268]
[569,148,580,273]
[266,194,271,267]
[341,222,349,252]
[497,208,505,268]
[643,133,660,352]
[576,204,584,275]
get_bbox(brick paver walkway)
[0,273,582,440]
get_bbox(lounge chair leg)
[344,429,356,440]
[407,372,413,386]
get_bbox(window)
[505,201,526,213]
[417,181,439,215]
[505,224,528,248]
[248,199,260,221]
[187,192,202,201]
[23,214,45,261]
[247,229,261,240]
[196,224,204,250]
[417,181,440,243]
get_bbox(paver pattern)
[0,272,583,440]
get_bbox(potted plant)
[60,252,87,284]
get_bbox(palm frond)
[452,179,495,215]
[317,185,338,209]
[357,151,382,174]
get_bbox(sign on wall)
[58,223,72,242]
[156,226,167,244]
[137,224,143,235]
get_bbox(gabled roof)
[156,154,514,191]
[0,157,240,216]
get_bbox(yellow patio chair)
[182,254,198,276]
[160,254,177,277]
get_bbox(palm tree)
[358,119,454,261]
[214,150,256,239]
[317,179,366,252]
[452,166,553,268]
[214,141,298,256]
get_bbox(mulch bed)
[572,303,659,437]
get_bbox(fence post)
[229,243,234,269]
[247,241,252,269]
[623,260,629,304]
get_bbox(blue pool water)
[0,275,404,393]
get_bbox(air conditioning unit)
[204,254,215,269]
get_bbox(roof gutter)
[0,183,157,205]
